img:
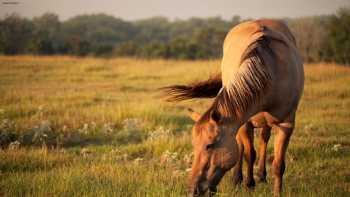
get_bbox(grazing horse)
[161,19,304,196]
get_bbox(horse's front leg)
[272,121,294,197]
[232,129,244,185]
[234,122,256,188]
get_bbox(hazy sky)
[1,0,349,21]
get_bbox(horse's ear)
[187,108,201,122]
[210,109,221,123]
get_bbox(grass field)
[0,56,349,196]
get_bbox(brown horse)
[162,19,304,196]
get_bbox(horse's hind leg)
[272,121,294,197]
[257,126,271,182]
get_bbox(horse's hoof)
[256,175,267,183]
[245,180,256,189]
[258,177,267,183]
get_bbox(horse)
[161,19,304,196]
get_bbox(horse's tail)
[160,73,222,102]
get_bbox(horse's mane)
[161,35,274,120]
[213,36,273,119]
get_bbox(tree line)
[0,7,349,64]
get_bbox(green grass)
[0,56,349,196]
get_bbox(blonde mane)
[212,36,273,119]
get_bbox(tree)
[114,41,139,57]
[62,14,136,56]
[323,7,350,64]
[191,27,226,59]
[32,13,61,54]
[0,14,33,54]
[134,17,170,43]
[288,16,328,62]
[168,38,197,59]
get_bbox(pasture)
[0,56,349,196]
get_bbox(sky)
[0,0,350,21]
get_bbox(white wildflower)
[38,105,44,111]
[121,153,128,161]
[79,123,89,134]
[160,150,179,164]
[90,121,97,130]
[37,105,45,118]
[32,120,51,145]
[332,144,342,152]
[80,148,93,157]
[148,127,172,141]
[110,148,121,154]
[39,120,52,133]
[172,169,185,177]
[183,152,193,165]
[8,140,20,150]
[0,119,15,131]
[133,157,143,165]
[62,125,67,132]
[122,118,141,131]
[102,123,114,133]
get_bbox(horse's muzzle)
[190,168,224,196]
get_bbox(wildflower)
[62,125,68,132]
[160,150,179,165]
[121,153,128,161]
[90,121,97,130]
[102,122,114,133]
[133,157,143,165]
[183,152,193,166]
[148,127,172,141]
[38,120,52,133]
[122,118,141,131]
[110,148,121,154]
[78,123,89,134]
[80,148,93,157]
[37,105,45,118]
[38,105,44,112]
[172,169,186,177]
[8,140,20,150]
[0,119,15,131]
[32,120,52,145]
[332,144,342,152]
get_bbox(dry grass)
[0,56,349,196]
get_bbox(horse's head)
[187,108,239,196]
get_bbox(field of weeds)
[0,56,349,196]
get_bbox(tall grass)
[0,56,349,196]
